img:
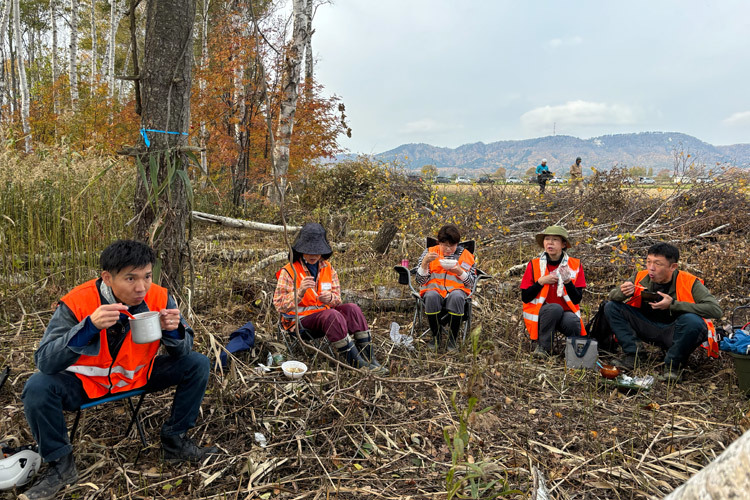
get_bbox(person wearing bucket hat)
[521,225,587,358]
[274,223,386,372]
[19,240,218,500]
[535,159,552,194]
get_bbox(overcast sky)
[311,0,750,154]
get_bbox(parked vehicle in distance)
[434,176,452,184]
[622,177,636,185]
[477,176,494,184]
[639,177,656,184]
[549,177,567,184]
[505,177,524,184]
[454,177,472,184]
[695,177,714,184]
[406,174,422,182]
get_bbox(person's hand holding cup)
[159,308,181,331]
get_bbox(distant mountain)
[365,132,750,177]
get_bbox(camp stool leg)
[70,390,148,448]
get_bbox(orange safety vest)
[626,270,718,358]
[276,260,334,329]
[420,245,475,298]
[522,256,586,340]
[61,279,169,399]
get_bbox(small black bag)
[586,301,618,353]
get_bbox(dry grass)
[2,166,750,499]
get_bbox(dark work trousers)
[300,303,369,343]
[22,351,210,462]
[537,303,582,351]
[604,300,708,368]
[423,289,467,316]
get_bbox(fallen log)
[192,211,379,237]
[663,428,750,499]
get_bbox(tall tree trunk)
[303,0,313,97]
[12,0,30,151]
[198,0,209,178]
[90,0,97,86]
[105,0,125,102]
[268,0,310,204]
[50,0,59,125]
[135,0,196,292]
[0,0,12,122]
[128,0,141,115]
[68,0,79,109]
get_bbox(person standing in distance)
[570,157,584,195]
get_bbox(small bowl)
[281,360,308,379]
[439,258,457,270]
[599,364,620,379]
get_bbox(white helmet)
[541,158,547,163]
[0,448,42,490]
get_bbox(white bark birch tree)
[0,0,11,119]
[11,0,30,151]
[69,0,80,109]
[269,0,310,204]
[198,0,210,176]
[51,0,59,119]
[303,0,312,89]
[90,0,97,86]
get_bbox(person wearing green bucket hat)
[521,225,587,358]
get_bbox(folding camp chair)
[394,238,491,343]
[69,389,148,448]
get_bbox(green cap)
[535,225,571,249]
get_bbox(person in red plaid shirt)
[273,223,386,373]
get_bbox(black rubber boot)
[353,331,388,374]
[161,433,219,463]
[19,452,78,500]
[447,314,462,351]
[427,314,441,350]
[332,336,377,370]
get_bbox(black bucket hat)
[291,223,333,261]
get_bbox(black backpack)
[586,301,618,354]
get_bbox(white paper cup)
[281,360,308,379]
[130,311,162,344]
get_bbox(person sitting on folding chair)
[521,225,587,359]
[19,240,218,500]
[415,224,477,351]
[273,223,386,373]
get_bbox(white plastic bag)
[389,322,414,351]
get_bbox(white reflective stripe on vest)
[523,312,538,321]
[66,363,146,380]
[66,365,111,377]
[530,296,546,305]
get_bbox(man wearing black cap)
[273,223,386,372]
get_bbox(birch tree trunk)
[69,0,79,109]
[303,0,313,94]
[50,0,59,122]
[0,0,11,121]
[90,0,97,86]
[135,0,196,292]
[663,428,750,499]
[12,0,30,152]
[268,0,310,204]
[198,0,209,178]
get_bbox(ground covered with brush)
[2,156,750,499]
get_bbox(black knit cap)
[291,223,333,261]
